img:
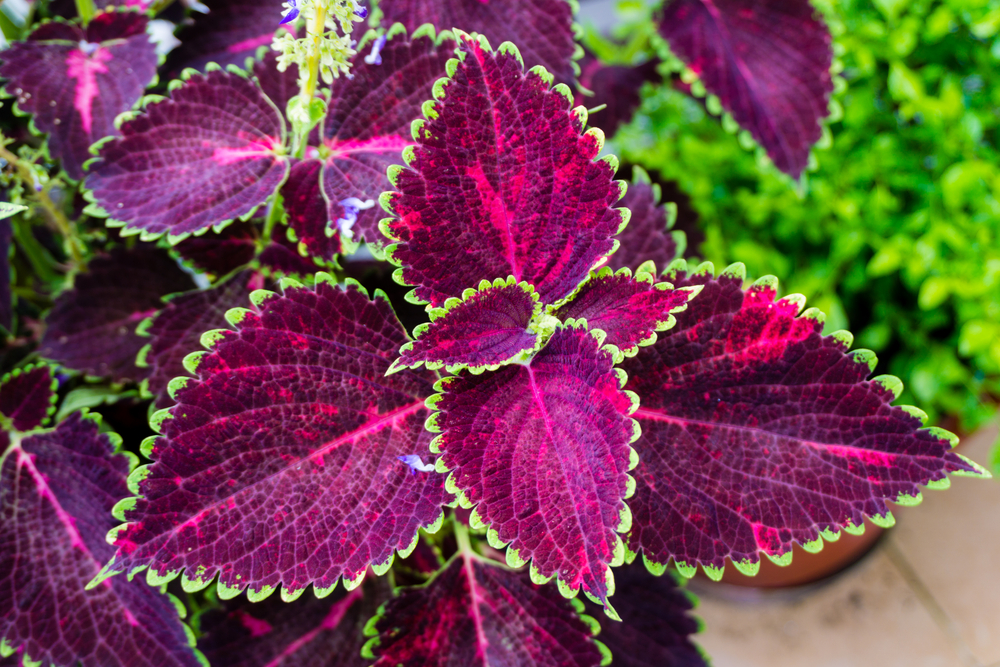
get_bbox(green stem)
[301,5,328,102]
[12,220,60,285]
[0,144,85,266]
[261,195,283,246]
[74,0,97,26]
[454,517,474,556]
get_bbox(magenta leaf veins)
[1,412,204,667]
[94,277,451,601]
[621,260,989,580]
[427,324,638,609]
[363,548,609,666]
[197,578,390,667]
[0,10,159,180]
[382,33,628,308]
[388,277,541,375]
[84,68,289,242]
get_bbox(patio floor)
[687,418,1000,667]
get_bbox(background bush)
[600,0,1000,435]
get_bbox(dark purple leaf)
[608,168,690,273]
[429,325,637,607]
[97,278,450,600]
[384,35,626,308]
[554,266,697,361]
[173,217,325,278]
[138,271,260,409]
[576,52,661,138]
[0,413,203,667]
[657,0,833,177]
[173,221,258,277]
[0,219,11,333]
[282,159,341,264]
[621,260,989,579]
[85,69,289,241]
[163,0,288,76]
[321,27,455,247]
[377,0,579,84]
[582,563,706,667]
[390,277,539,375]
[363,552,606,666]
[40,246,195,383]
[257,226,329,277]
[0,365,57,432]
[198,578,390,667]
[0,11,159,180]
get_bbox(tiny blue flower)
[279,0,299,26]
[398,455,435,474]
[364,34,387,66]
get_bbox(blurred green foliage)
[601,0,1000,432]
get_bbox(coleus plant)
[0,0,990,666]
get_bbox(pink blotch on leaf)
[823,445,898,467]
[211,136,282,165]
[66,46,112,135]
[325,135,413,157]
[236,610,273,637]
[226,33,275,54]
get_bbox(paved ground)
[688,418,1000,667]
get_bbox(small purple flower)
[364,34,386,66]
[279,0,299,26]
[355,4,368,18]
[78,40,100,55]
[333,197,374,239]
[398,455,435,474]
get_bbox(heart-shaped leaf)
[429,324,637,606]
[362,551,607,666]
[0,11,159,180]
[0,412,203,667]
[0,365,57,432]
[383,35,626,308]
[582,563,706,667]
[163,0,288,76]
[198,578,390,667]
[321,27,456,247]
[657,0,833,177]
[621,260,989,579]
[40,246,195,383]
[576,53,661,139]
[389,277,539,375]
[553,266,697,361]
[85,68,289,241]
[97,278,450,600]
[376,0,579,84]
[138,271,260,409]
[608,168,687,273]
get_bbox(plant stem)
[261,195,283,246]
[454,517,473,556]
[0,144,84,265]
[301,5,328,102]
[74,0,97,26]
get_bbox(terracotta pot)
[709,518,885,589]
